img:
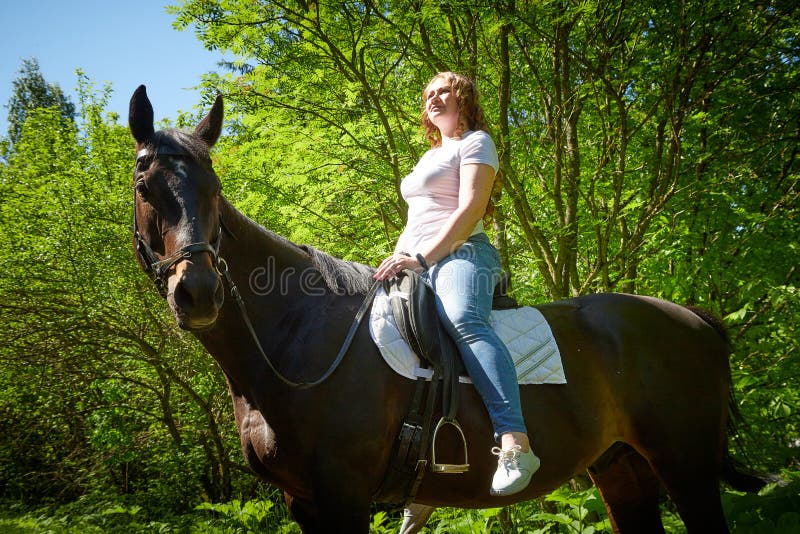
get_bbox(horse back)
[532,292,731,443]
[536,292,728,364]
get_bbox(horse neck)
[197,197,321,387]
[217,197,316,295]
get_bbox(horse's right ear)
[129,85,155,144]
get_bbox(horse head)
[128,85,225,331]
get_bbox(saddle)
[386,271,518,375]
[375,270,518,506]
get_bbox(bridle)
[132,144,223,297]
[131,140,379,389]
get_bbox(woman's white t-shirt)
[399,130,499,253]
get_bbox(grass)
[2,476,799,533]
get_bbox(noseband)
[132,144,223,296]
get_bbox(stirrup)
[431,417,469,473]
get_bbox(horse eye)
[135,156,151,172]
[134,179,149,198]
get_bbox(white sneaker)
[490,445,540,496]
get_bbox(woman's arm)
[417,162,495,264]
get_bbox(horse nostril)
[174,279,195,310]
[173,270,223,316]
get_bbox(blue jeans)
[421,233,527,441]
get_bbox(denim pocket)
[463,235,501,281]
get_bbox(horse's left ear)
[195,94,224,147]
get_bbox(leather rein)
[132,144,378,389]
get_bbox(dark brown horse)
[128,86,767,533]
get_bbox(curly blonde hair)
[421,72,488,147]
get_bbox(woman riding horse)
[128,84,769,533]
[373,72,539,497]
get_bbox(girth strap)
[374,270,469,507]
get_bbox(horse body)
[199,201,731,531]
[128,87,764,533]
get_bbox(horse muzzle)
[167,262,225,331]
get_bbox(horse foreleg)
[284,492,320,532]
[400,503,436,534]
[284,490,371,533]
[588,443,665,533]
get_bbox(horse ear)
[129,85,155,144]
[195,94,224,147]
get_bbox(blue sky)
[0,0,230,136]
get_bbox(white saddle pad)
[369,287,566,385]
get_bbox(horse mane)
[220,199,375,297]
[298,244,376,296]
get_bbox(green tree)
[4,58,76,149]
[174,0,798,298]
[0,76,248,511]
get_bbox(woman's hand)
[373,253,423,281]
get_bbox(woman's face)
[425,77,460,132]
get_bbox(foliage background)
[0,0,798,531]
